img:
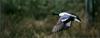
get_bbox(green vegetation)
[0,0,100,38]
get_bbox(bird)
[52,12,81,32]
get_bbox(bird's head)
[74,16,81,23]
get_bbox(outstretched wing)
[52,20,63,32]
[52,16,70,32]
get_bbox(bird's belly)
[63,24,70,29]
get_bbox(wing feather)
[52,18,63,32]
[52,16,72,32]
[52,16,68,32]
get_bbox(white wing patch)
[61,18,68,22]
[60,15,70,22]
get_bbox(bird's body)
[52,12,81,32]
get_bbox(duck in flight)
[52,12,81,32]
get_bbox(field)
[0,0,100,38]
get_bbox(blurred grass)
[0,0,100,38]
[0,11,100,38]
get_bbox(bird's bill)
[74,18,81,23]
